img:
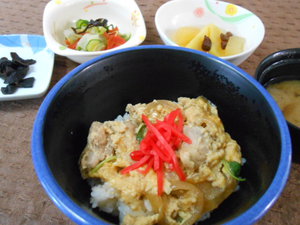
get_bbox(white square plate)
[0,34,54,101]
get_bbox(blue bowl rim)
[32,45,292,225]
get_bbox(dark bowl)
[255,48,300,162]
[32,45,291,225]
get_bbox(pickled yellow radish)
[173,26,201,46]
[173,24,245,57]
[224,36,245,56]
[206,24,225,57]
[185,26,209,50]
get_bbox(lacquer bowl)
[255,48,300,162]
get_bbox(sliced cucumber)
[64,28,81,43]
[121,33,131,41]
[88,27,99,34]
[76,19,88,29]
[76,33,99,50]
[77,33,107,51]
[98,26,107,35]
[86,39,106,51]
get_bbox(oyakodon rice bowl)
[80,97,244,225]
[32,45,291,225]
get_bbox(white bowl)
[155,0,265,65]
[43,0,146,63]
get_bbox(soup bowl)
[32,45,291,225]
[255,48,300,162]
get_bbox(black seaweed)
[18,77,35,88]
[0,52,36,95]
[4,66,29,84]
[11,52,36,66]
[72,18,109,34]
[1,84,18,95]
[0,57,16,79]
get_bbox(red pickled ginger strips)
[121,108,192,195]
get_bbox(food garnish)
[222,159,246,181]
[220,32,233,49]
[136,124,147,143]
[202,35,212,51]
[121,108,192,195]
[64,18,130,51]
[0,52,36,95]
[89,156,117,175]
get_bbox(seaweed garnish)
[71,18,109,34]
[11,52,36,66]
[1,84,18,95]
[0,52,36,95]
[4,66,29,84]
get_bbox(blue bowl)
[32,45,291,225]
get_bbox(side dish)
[79,97,244,225]
[64,18,130,51]
[173,24,245,57]
[267,80,300,127]
[0,52,36,95]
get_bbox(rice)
[90,180,213,223]
[117,201,134,223]
[90,182,118,214]
[90,182,145,222]
[144,199,152,212]
[198,212,211,221]
[114,113,130,122]
[242,157,247,165]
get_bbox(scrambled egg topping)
[80,97,242,225]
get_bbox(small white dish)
[43,0,147,64]
[0,34,54,101]
[155,0,265,65]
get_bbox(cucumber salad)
[64,18,130,51]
